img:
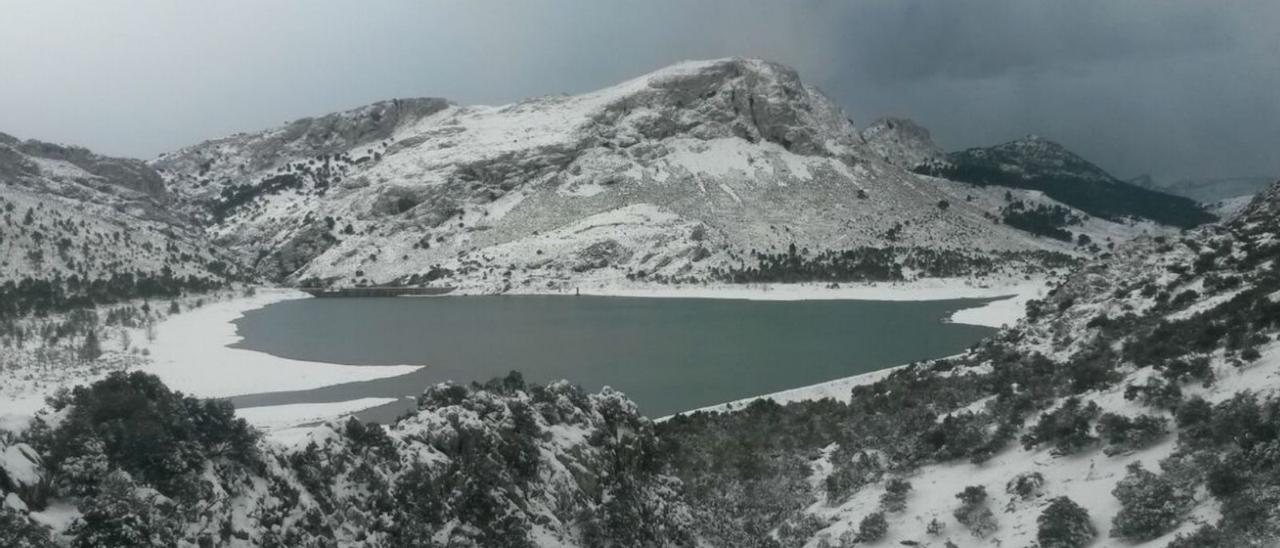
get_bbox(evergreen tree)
[78,330,102,361]
[1037,496,1096,548]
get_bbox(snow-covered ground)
[553,276,1045,310]
[136,288,422,431]
[141,288,420,398]
[233,397,402,432]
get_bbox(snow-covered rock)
[0,442,48,510]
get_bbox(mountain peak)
[576,57,856,157]
[961,135,1113,182]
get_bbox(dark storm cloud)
[826,1,1235,82]
[0,1,1275,183]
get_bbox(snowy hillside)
[654,177,1280,547]
[0,133,245,299]
[152,59,1173,291]
[5,176,1280,545]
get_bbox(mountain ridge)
[148,58,1188,290]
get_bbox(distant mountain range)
[2,58,1218,292]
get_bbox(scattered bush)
[1005,471,1045,500]
[855,511,888,543]
[953,485,997,537]
[1125,376,1183,410]
[1021,398,1101,455]
[879,478,912,513]
[1096,413,1167,455]
[926,517,945,536]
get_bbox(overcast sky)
[2,1,1276,182]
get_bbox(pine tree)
[79,330,102,360]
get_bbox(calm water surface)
[228,295,998,419]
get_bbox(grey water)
[227,295,999,420]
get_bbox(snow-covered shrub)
[0,507,55,548]
[1166,524,1226,547]
[1036,496,1095,548]
[1158,356,1213,385]
[1096,412,1167,455]
[878,477,912,513]
[824,448,883,505]
[855,511,887,543]
[1005,471,1045,500]
[31,371,259,500]
[921,412,987,461]
[776,514,830,547]
[1125,376,1184,410]
[953,485,997,537]
[926,517,945,535]
[66,471,182,548]
[1021,397,1101,455]
[1110,462,1192,541]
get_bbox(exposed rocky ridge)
[151,59,1170,289]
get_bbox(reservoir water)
[227,295,999,419]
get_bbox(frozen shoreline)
[517,276,1050,329]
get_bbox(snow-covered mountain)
[924,135,1214,229]
[152,59,1181,291]
[0,133,244,292]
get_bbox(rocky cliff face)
[153,59,1164,289]
[859,117,945,171]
